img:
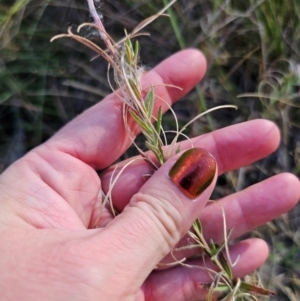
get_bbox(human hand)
[0,49,299,301]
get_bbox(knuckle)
[130,191,184,253]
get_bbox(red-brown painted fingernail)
[169,148,216,199]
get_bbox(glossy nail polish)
[169,148,216,199]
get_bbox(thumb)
[91,148,217,291]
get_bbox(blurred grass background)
[1,0,300,299]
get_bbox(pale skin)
[0,49,299,301]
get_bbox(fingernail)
[169,148,216,199]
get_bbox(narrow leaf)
[128,78,142,99]
[133,40,140,61]
[145,141,164,165]
[129,110,153,136]
[209,239,218,255]
[144,86,155,119]
[192,218,203,237]
[239,281,276,296]
[145,141,159,154]
[218,251,233,280]
[125,38,135,64]
[125,39,132,64]
[156,106,163,136]
[127,38,134,55]
[157,142,165,164]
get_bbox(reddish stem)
[86,0,115,57]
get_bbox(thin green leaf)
[156,106,162,136]
[145,141,164,165]
[239,281,275,296]
[128,78,142,99]
[157,141,165,163]
[125,40,132,64]
[192,218,203,237]
[127,38,134,55]
[145,141,159,154]
[133,40,140,61]
[125,38,134,64]
[144,86,154,119]
[218,251,233,280]
[129,110,153,136]
[209,239,218,255]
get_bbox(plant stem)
[86,0,116,57]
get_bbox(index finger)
[46,49,207,169]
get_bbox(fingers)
[159,172,299,263]
[93,173,299,276]
[143,238,268,301]
[1,49,206,229]
[89,148,218,290]
[101,119,280,211]
[200,172,300,243]
[46,49,207,169]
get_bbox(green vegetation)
[1,0,299,299]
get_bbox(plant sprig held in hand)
[51,1,274,299]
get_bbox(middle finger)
[101,119,280,211]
